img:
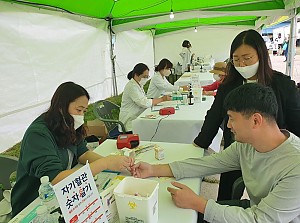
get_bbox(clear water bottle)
[34,205,54,223]
[38,176,57,213]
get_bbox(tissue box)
[113,177,159,223]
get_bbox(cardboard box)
[114,177,159,223]
[85,119,107,137]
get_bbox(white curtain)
[0,1,111,151]
[114,30,154,93]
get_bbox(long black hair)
[223,29,273,86]
[127,63,149,80]
[44,82,90,147]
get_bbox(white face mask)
[213,74,221,81]
[139,78,148,86]
[235,61,259,79]
[162,69,171,77]
[71,114,84,130]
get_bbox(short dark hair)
[127,63,149,80]
[154,58,173,72]
[182,40,191,48]
[224,29,273,86]
[44,82,90,147]
[224,83,278,122]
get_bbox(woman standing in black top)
[193,29,300,201]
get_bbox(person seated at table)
[119,63,171,132]
[147,58,189,98]
[202,62,226,96]
[11,82,134,216]
[193,29,300,202]
[131,83,300,223]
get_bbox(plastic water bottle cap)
[40,176,49,184]
[36,205,48,215]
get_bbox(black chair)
[93,100,126,139]
[0,155,18,200]
[167,68,176,84]
[231,176,245,200]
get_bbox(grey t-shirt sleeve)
[205,165,300,222]
[169,142,241,180]
[204,134,300,222]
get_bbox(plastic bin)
[113,177,159,223]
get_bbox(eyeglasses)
[230,55,257,66]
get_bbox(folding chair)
[231,176,245,200]
[0,155,18,200]
[93,100,126,139]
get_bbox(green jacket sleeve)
[21,130,64,182]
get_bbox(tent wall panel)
[0,1,111,152]
[115,30,154,93]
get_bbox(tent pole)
[285,8,297,78]
[108,18,118,96]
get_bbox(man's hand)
[167,181,207,213]
[131,162,153,178]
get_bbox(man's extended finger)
[167,187,178,195]
[171,181,185,189]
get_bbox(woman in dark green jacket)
[193,29,300,201]
[11,82,134,216]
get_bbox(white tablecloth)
[132,96,223,152]
[9,141,204,223]
[174,71,214,87]
[94,140,204,223]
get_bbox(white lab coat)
[119,79,152,131]
[179,47,191,73]
[147,72,179,98]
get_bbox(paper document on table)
[95,171,120,192]
[151,104,179,111]
[99,175,126,223]
[53,164,108,223]
[158,101,178,106]
[141,114,161,119]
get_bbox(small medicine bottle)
[188,91,194,105]
[155,147,165,160]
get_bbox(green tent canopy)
[2,0,300,35]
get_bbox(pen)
[102,169,121,174]
[102,179,111,190]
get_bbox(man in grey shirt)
[131,83,300,223]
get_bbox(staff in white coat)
[179,40,193,73]
[147,59,189,99]
[119,63,171,132]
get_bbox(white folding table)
[132,97,223,153]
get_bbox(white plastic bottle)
[38,176,57,213]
